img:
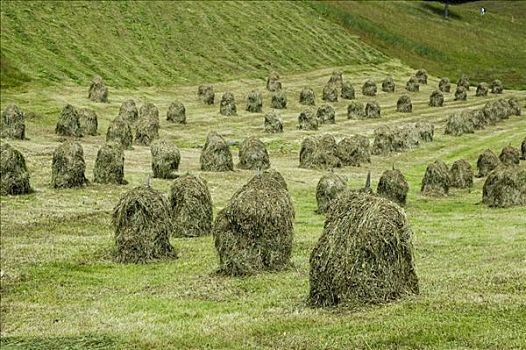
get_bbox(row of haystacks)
[372,122,434,156]
[420,158,475,196]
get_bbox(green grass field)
[1,1,526,349]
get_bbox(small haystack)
[299,87,316,106]
[271,90,287,109]
[508,97,521,116]
[266,71,282,92]
[316,104,336,124]
[415,69,428,84]
[213,171,294,276]
[341,81,355,100]
[55,104,82,137]
[220,92,237,116]
[328,71,343,88]
[78,108,98,136]
[166,101,186,124]
[308,191,418,307]
[298,108,318,130]
[371,126,396,156]
[365,101,381,118]
[521,138,526,160]
[429,90,444,107]
[264,111,283,133]
[135,103,160,146]
[454,86,467,101]
[347,101,365,119]
[468,108,487,130]
[457,74,470,90]
[439,77,451,93]
[0,143,32,195]
[397,95,412,113]
[299,135,341,169]
[491,79,503,94]
[415,122,434,142]
[482,166,526,208]
[200,131,233,172]
[476,82,489,97]
[405,76,419,92]
[169,174,213,237]
[106,116,133,150]
[421,160,450,195]
[382,76,395,93]
[477,149,500,177]
[246,90,263,113]
[444,111,474,136]
[1,104,25,139]
[198,85,215,104]
[93,143,126,185]
[377,169,409,206]
[51,141,88,188]
[238,136,270,170]
[362,79,377,96]
[316,173,347,214]
[335,135,370,166]
[113,186,176,263]
[151,140,180,179]
[322,83,338,102]
[88,75,108,103]
[118,99,138,123]
[449,159,473,189]
[499,145,520,166]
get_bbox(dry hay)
[322,83,338,102]
[169,173,213,237]
[246,90,263,113]
[468,108,487,130]
[298,108,318,130]
[106,116,133,150]
[166,101,186,124]
[51,140,88,188]
[382,76,395,93]
[482,166,526,208]
[299,135,341,169]
[118,99,138,123]
[444,111,474,136]
[438,77,451,93]
[213,171,294,276]
[365,101,381,119]
[55,104,82,137]
[371,126,396,156]
[264,110,283,133]
[266,71,282,92]
[508,97,521,116]
[299,87,316,106]
[405,76,419,92]
[476,82,489,97]
[499,145,520,166]
[335,135,370,167]
[340,81,356,100]
[449,159,473,189]
[415,69,428,84]
[482,100,508,124]
[135,103,160,146]
[220,92,237,116]
[521,138,526,160]
[1,104,25,139]
[414,122,434,142]
[421,160,450,196]
[491,79,503,94]
[328,71,343,88]
[0,143,32,195]
[271,90,287,109]
[113,185,176,263]
[377,169,409,206]
[372,124,427,156]
[397,95,412,113]
[88,75,108,103]
[238,136,270,170]
[316,173,348,214]
[198,85,215,104]
[457,74,470,90]
[78,108,98,136]
[308,191,418,307]
[395,125,421,150]
[429,90,444,107]
[93,143,126,185]
[454,86,467,101]
[316,104,336,124]
[477,149,500,177]
[151,140,181,179]
[362,79,377,96]
[347,101,365,119]
[200,131,233,172]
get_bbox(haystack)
[78,108,98,136]
[476,82,488,97]
[429,90,444,107]
[499,145,520,166]
[299,87,316,105]
[382,76,395,93]
[482,100,507,124]
[397,95,412,113]
[449,159,473,189]
[454,86,467,101]
[264,111,283,133]
[421,160,450,196]
[298,108,318,130]
[438,77,451,93]
[308,191,418,307]
[0,143,32,195]
[220,92,237,116]
[347,101,365,119]
[113,185,176,263]
[151,140,180,179]
[246,90,263,113]
[198,85,215,104]
[166,101,186,124]
[365,101,381,119]
[415,69,428,84]
[1,104,25,139]
[316,104,336,124]
[508,97,521,116]
[88,75,108,103]
[362,79,377,97]
[118,99,138,123]
[457,74,470,90]
[55,104,82,137]
[335,135,370,166]
[414,122,434,142]
[482,166,526,208]
[51,141,88,188]
[266,71,282,92]
[299,135,341,169]
[477,149,500,177]
[521,138,526,160]
[200,131,233,172]
[106,116,133,150]
[93,143,126,185]
[341,81,355,99]
[377,169,409,206]
[238,136,270,170]
[316,173,347,214]
[213,171,294,275]
[491,79,503,94]
[468,108,487,130]
[169,174,213,237]
[444,111,473,136]
[135,103,160,146]
[371,126,396,156]
[328,71,343,88]
[322,84,338,102]
[271,90,287,109]
[396,125,420,150]
[405,76,419,92]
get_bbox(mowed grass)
[1,61,526,349]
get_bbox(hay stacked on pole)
[264,111,283,133]
[166,101,186,124]
[322,83,338,102]
[482,166,526,208]
[449,159,473,189]
[0,143,32,195]
[490,79,503,94]
[396,95,412,113]
[454,86,467,101]
[365,101,381,118]
[55,104,82,137]
[151,140,180,179]
[169,174,213,237]
[213,171,294,276]
[328,71,343,88]
[521,138,526,160]
[415,69,428,84]
[421,160,450,195]
[382,76,395,93]
[93,143,126,185]
[499,145,520,166]
[219,92,237,116]
[377,169,409,206]
[88,75,108,102]
[316,104,336,124]
[362,79,377,96]
[238,136,270,170]
[51,141,88,188]
[1,104,25,139]
[429,90,444,107]
[476,82,489,97]
[135,103,160,146]
[347,101,365,119]
[316,173,347,214]
[457,74,470,90]
[118,99,138,124]
[308,191,418,307]
[405,76,419,92]
[444,111,474,136]
[266,71,282,92]
[198,85,215,104]
[271,90,287,109]
[299,87,316,105]
[477,149,500,177]
[78,108,98,136]
[340,81,355,99]
[335,135,370,166]
[200,131,233,172]
[438,77,451,93]
[106,116,133,150]
[113,185,176,263]
[299,135,341,169]
[246,90,263,113]
[298,108,318,130]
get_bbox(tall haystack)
[336,135,370,166]
[151,140,180,179]
[299,135,341,169]
[266,71,282,92]
[347,101,365,119]
[298,108,318,130]
[382,76,395,93]
[220,92,237,116]
[135,103,160,146]
[322,83,338,102]
[365,101,381,118]
[438,77,451,93]
[449,159,473,189]
[415,69,428,84]
[328,71,343,88]
[93,143,126,185]
[264,111,283,133]
[316,173,347,214]
[421,160,450,195]
[316,104,336,124]
[499,145,520,166]
[308,191,418,307]
[491,79,503,94]
[521,138,526,160]
[166,101,186,124]
[362,79,377,96]
[1,104,25,139]
[200,131,233,172]
[106,116,133,150]
[0,143,32,195]
[477,149,500,177]
[169,174,213,237]
[405,76,419,92]
[213,171,294,276]
[476,82,489,97]
[78,108,98,136]
[377,169,409,206]
[113,186,176,263]
[198,85,215,104]
[88,75,108,103]
[429,90,444,107]
[299,87,316,106]
[246,90,263,113]
[341,81,356,99]
[119,99,138,123]
[238,136,270,170]
[397,95,412,113]
[55,104,82,137]
[51,141,88,188]
[482,166,526,208]
[271,90,287,109]
[454,86,467,101]
[444,111,474,136]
